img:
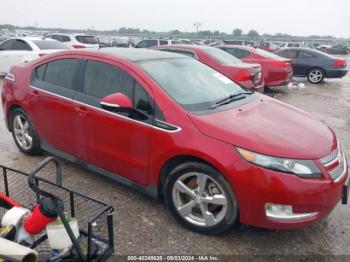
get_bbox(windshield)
[138,58,246,112]
[75,35,98,44]
[33,40,69,50]
[204,48,241,65]
[255,48,282,59]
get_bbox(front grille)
[321,143,347,182]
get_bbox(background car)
[45,33,99,49]
[218,45,292,87]
[152,45,265,92]
[322,44,349,55]
[275,47,348,83]
[135,39,181,48]
[0,37,69,74]
[256,41,280,52]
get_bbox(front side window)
[44,59,79,89]
[35,64,46,81]
[83,60,153,116]
[139,58,247,112]
[83,61,134,99]
[277,49,298,59]
[33,40,68,50]
[204,48,241,65]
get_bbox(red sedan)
[2,48,348,234]
[152,45,265,92]
[218,45,293,87]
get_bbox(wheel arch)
[157,154,224,198]
[7,104,25,132]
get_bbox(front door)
[73,58,155,185]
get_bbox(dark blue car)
[275,48,348,84]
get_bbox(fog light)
[265,203,318,221]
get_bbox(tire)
[164,162,238,235]
[307,68,325,84]
[10,108,42,155]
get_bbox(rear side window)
[83,61,134,99]
[75,35,98,44]
[44,59,79,89]
[277,49,298,59]
[12,40,32,51]
[33,40,68,50]
[298,51,316,58]
[0,39,16,50]
[147,40,158,48]
[224,48,250,59]
[159,40,168,45]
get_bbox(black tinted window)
[136,40,147,48]
[83,61,134,99]
[134,83,153,115]
[277,49,298,59]
[13,40,32,51]
[298,51,315,58]
[0,39,16,50]
[75,36,98,44]
[159,40,168,45]
[33,40,68,50]
[224,48,250,59]
[44,59,78,89]
[147,40,158,48]
[35,64,46,80]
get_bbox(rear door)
[277,49,299,75]
[30,56,81,156]
[73,57,155,185]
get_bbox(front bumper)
[228,160,349,229]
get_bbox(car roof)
[99,47,185,61]
[46,33,96,37]
[154,44,212,51]
[7,37,57,42]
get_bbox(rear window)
[75,35,98,44]
[33,40,69,50]
[205,48,241,65]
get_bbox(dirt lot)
[0,55,349,258]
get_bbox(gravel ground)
[0,55,349,258]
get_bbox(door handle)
[75,106,88,116]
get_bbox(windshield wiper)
[209,95,247,109]
[215,91,253,105]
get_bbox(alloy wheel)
[308,69,323,83]
[13,115,33,150]
[172,172,228,227]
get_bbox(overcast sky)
[1,0,349,37]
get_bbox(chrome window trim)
[30,85,182,133]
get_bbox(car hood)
[189,95,336,159]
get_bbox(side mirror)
[100,93,133,111]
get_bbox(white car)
[135,39,181,48]
[45,33,99,49]
[0,37,69,75]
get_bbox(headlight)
[236,147,322,178]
